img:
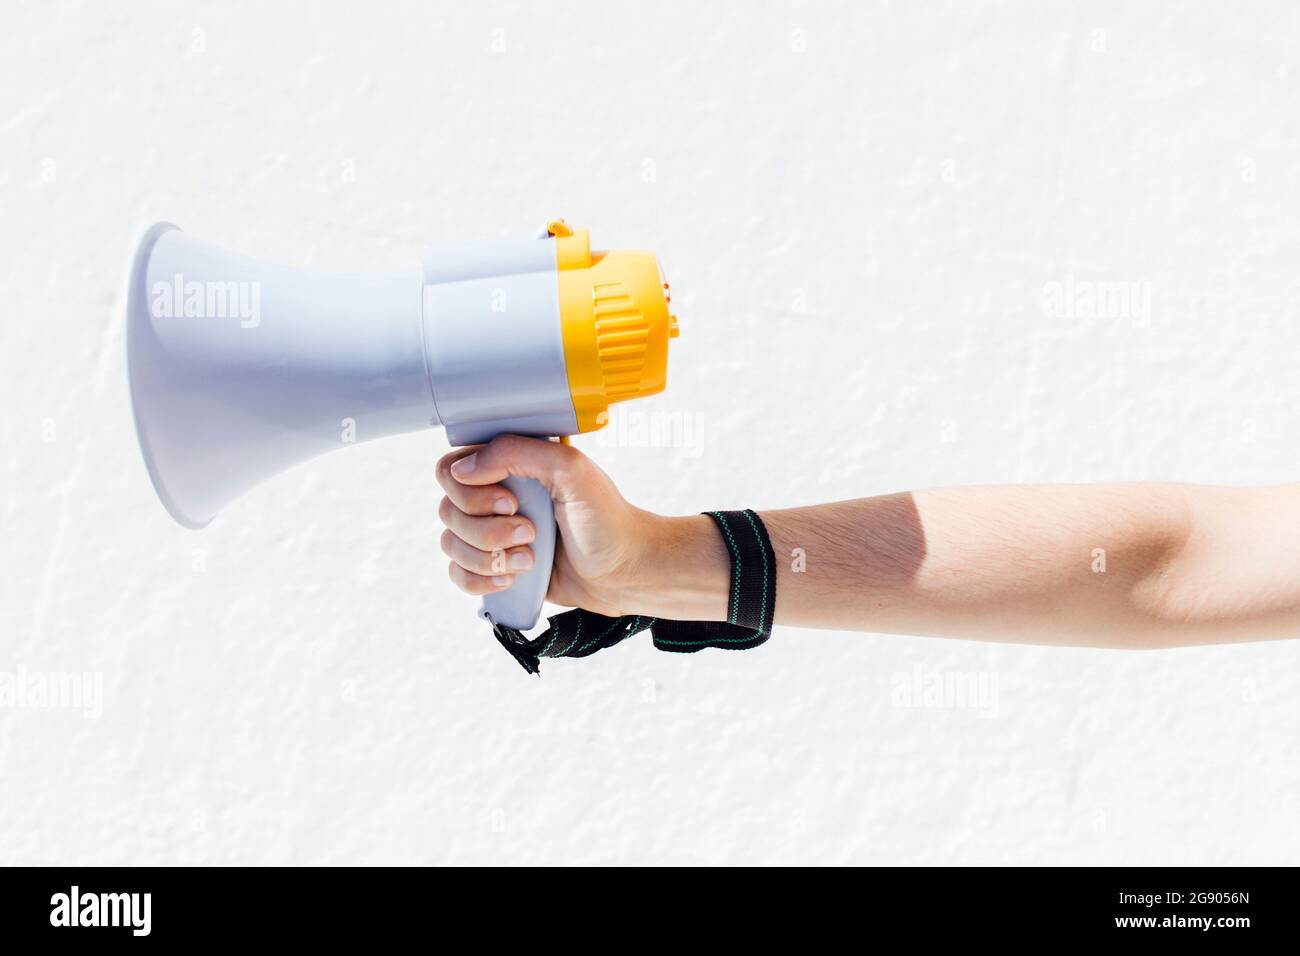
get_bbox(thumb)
[449,435,588,502]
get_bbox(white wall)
[2,0,1298,865]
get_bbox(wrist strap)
[489,509,777,675]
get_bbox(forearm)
[762,484,1193,646]
[626,483,1300,648]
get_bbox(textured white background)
[2,0,1299,865]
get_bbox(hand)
[436,435,651,617]
[435,435,729,621]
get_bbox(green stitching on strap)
[654,634,766,647]
[574,616,631,656]
[741,509,770,633]
[555,612,584,657]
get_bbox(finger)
[440,530,534,576]
[436,449,517,516]
[438,496,535,551]
[448,561,513,596]
[448,434,587,501]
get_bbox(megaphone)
[125,218,678,633]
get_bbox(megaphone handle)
[480,474,556,632]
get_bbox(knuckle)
[492,519,520,549]
[435,454,455,487]
[488,433,524,456]
[449,563,483,594]
[463,484,492,508]
[552,441,584,478]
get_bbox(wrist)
[618,512,730,621]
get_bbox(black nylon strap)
[489,509,777,675]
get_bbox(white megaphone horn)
[126,219,679,634]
